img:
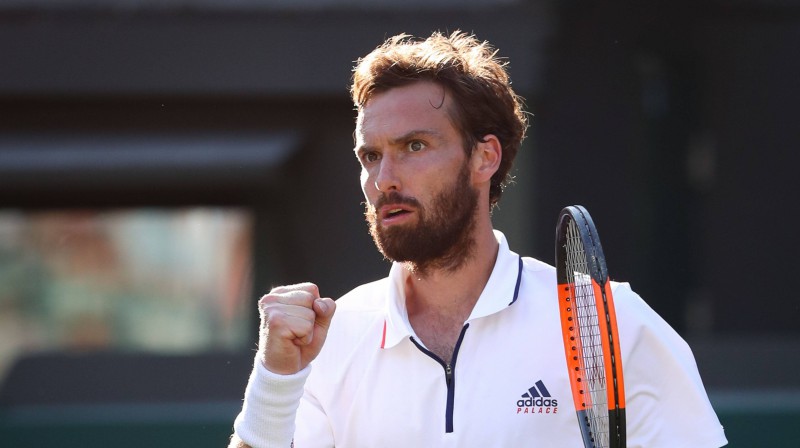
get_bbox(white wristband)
[233,361,311,448]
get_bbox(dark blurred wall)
[0,1,551,306]
[534,0,800,337]
[0,0,797,337]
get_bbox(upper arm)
[614,284,728,447]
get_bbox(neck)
[404,221,499,321]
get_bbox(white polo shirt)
[244,231,727,447]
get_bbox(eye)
[408,140,425,152]
[362,151,380,164]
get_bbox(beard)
[365,161,479,275]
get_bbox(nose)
[374,157,400,192]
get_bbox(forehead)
[355,81,456,142]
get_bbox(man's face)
[354,81,479,273]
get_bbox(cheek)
[360,169,372,197]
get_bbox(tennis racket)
[556,205,626,448]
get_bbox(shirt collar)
[381,230,522,349]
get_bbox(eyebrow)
[354,129,445,157]
[389,129,444,146]
[354,143,375,158]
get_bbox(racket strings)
[565,220,610,447]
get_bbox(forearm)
[228,434,251,448]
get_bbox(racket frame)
[556,205,626,448]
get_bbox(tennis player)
[229,31,727,447]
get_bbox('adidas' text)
[516,380,558,414]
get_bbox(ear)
[471,134,502,184]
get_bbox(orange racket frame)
[556,205,626,448]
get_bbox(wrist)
[233,360,311,448]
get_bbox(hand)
[257,283,336,375]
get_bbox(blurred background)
[0,0,797,446]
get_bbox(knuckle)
[259,293,279,307]
[297,282,320,295]
[268,284,289,294]
[277,282,319,296]
[262,283,319,303]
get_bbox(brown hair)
[351,31,528,206]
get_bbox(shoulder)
[322,277,387,347]
[521,255,553,270]
[610,282,672,331]
[334,277,387,313]
[520,256,555,275]
[608,282,701,372]
[519,256,557,293]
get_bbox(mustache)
[371,192,421,211]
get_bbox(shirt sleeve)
[614,283,728,448]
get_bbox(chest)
[323,309,585,447]
[409,312,466,364]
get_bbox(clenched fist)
[257,283,336,375]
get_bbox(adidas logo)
[516,380,559,413]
